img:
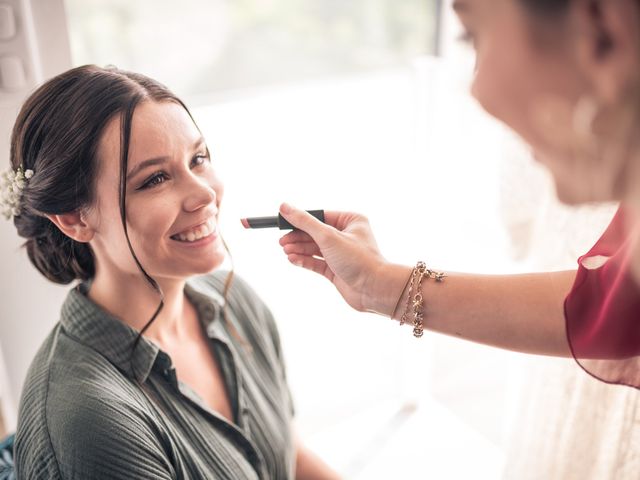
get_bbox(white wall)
[0,0,71,431]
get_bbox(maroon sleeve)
[564,206,640,389]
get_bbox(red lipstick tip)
[240,218,250,229]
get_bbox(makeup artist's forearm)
[380,265,576,357]
[295,439,342,480]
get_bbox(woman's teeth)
[171,220,215,242]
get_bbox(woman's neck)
[86,267,193,343]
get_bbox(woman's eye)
[140,172,167,189]
[457,30,476,46]
[192,153,210,168]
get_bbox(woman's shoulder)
[17,322,145,428]
[15,324,155,479]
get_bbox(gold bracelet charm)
[412,262,427,337]
[399,262,422,326]
[400,261,446,338]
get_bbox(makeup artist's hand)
[278,203,409,316]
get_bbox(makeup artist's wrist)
[363,263,413,319]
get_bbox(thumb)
[279,203,330,240]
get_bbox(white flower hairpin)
[1,165,34,220]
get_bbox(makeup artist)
[278,0,640,389]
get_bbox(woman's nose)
[182,176,217,212]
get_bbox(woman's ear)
[46,211,95,243]
[571,0,640,104]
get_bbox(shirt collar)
[59,276,226,382]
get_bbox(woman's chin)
[552,174,618,205]
[553,183,585,205]
[164,250,227,279]
[194,250,227,274]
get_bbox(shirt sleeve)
[564,206,640,388]
[46,387,177,480]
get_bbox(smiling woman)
[7,65,340,480]
[83,100,226,292]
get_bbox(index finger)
[322,210,364,231]
[279,229,314,245]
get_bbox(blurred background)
[0,0,621,478]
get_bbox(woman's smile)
[169,217,219,247]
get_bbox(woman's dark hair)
[11,64,187,285]
[10,65,239,375]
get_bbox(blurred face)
[86,100,225,282]
[455,0,639,204]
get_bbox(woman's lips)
[170,218,216,242]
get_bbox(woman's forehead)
[453,0,479,13]
[99,101,201,165]
[132,101,197,140]
[453,0,508,18]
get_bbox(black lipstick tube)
[242,210,325,230]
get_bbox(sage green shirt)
[15,272,295,479]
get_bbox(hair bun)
[22,221,94,284]
[14,211,49,238]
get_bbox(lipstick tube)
[241,210,325,230]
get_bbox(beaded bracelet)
[399,261,446,338]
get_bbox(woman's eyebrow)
[452,0,469,13]
[126,156,168,181]
[193,136,207,152]
[126,137,207,181]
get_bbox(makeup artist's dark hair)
[519,0,569,14]
[10,65,237,377]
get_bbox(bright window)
[65,0,441,99]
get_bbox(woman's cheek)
[210,173,224,206]
[471,65,502,121]
[471,57,539,147]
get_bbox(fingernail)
[280,202,292,214]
